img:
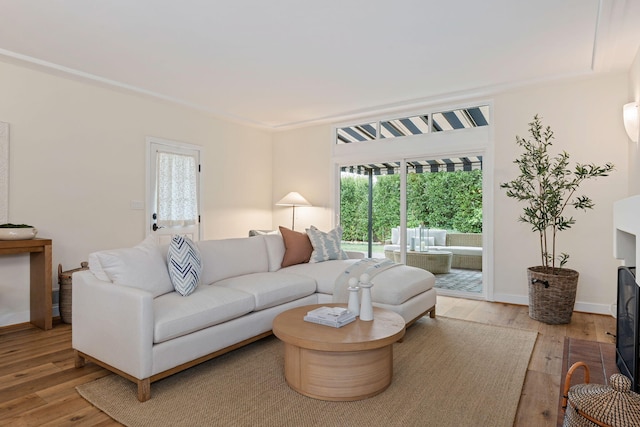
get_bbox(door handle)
[152,213,165,231]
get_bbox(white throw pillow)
[306,225,349,263]
[427,229,447,246]
[92,235,174,297]
[167,235,202,296]
[263,233,285,272]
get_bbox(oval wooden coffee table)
[272,303,405,401]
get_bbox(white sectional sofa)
[72,232,436,401]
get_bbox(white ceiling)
[2,0,640,130]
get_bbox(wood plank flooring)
[0,296,616,426]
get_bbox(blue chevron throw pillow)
[167,235,202,296]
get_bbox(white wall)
[2,60,632,326]
[272,125,335,232]
[0,60,273,326]
[273,72,630,313]
[493,73,629,311]
[628,46,640,195]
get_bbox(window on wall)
[156,151,199,228]
[335,105,490,144]
[147,137,202,244]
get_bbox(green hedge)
[340,170,482,242]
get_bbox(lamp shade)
[276,192,312,207]
[623,102,639,143]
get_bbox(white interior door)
[147,137,201,244]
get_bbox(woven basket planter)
[58,262,88,324]
[527,266,579,325]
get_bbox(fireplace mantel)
[614,195,640,271]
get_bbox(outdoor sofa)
[384,227,482,270]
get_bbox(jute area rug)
[77,317,537,427]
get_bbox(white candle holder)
[347,277,360,316]
[359,273,374,321]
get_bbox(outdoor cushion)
[427,229,447,246]
[444,246,483,256]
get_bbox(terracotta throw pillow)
[279,226,313,267]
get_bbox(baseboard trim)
[0,305,61,328]
[492,293,614,316]
[492,293,528,306]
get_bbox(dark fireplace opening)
[617,266,639,392]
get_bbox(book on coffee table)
[304,306,356,328]
[303,314,356,328]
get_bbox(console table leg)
[29,243,52,330]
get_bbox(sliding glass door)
[339,156,483,297]
[340,164,399,258]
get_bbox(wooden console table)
[0,238,53,330]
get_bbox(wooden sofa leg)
[429,307,436,318]
[137,378,151,402]
[74,350,86,368]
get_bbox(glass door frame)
[332,111,493,300]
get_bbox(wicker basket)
[562,362,640,427]
[527,266,579,324]
[58,262,88,324]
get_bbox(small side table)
[0,238,53,330]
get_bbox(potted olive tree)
[500,115,614,324]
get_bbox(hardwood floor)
[0,296,616,426]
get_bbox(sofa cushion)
[263,234,286,272]
[197,237,268,285]
[153,285,255,343]
[215,272,316,311]
[444,246,483,256]
[89,235,174,298]
[427,229,447,246]
[279,226,313,267]
[283,259,357,294]
[370,266,434,305]
[391,227,417,245]
[306,225,349,263]
[421,236,436,247]
[167,235,202,296]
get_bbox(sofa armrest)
[72,270,155,379]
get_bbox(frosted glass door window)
[157,152,198,227]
